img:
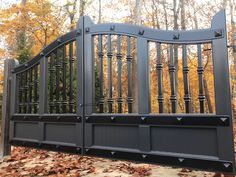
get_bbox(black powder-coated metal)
[69,43,74,113]
[107,34,113,113]
[126,36,133,113]
[197,44,205,113]
[169,44,177,113]
[6,10,235,174]
[62,44,67,113]
[116,35,122,113]
[98,34,104,113]
[33,65,38,113]
[182,44,190,113]
[156,43,164,113]
[49,53,54,113]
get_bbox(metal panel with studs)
[4,10,235,173]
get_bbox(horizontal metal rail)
[87,23,224,44]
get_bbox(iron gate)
[2,10,235,173]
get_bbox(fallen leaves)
[0,146,219,177]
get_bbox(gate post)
[0,59,18,158]
[211,10,235,171]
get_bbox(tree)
[0,0,64,62]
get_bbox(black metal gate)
[3,10,235,173]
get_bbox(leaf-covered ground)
[0,147,222,177]
[0,123,235,177]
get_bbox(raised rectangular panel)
[14,122,38,140]
[93,125,139,149]
[45,123,76,144]
[151,127,218,157]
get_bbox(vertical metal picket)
[75,17,85,154]
[0,59,18,157]
[83,16,94,153]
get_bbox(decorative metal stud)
[220,117,227,122]
[138,30,144,35]
[85,27,90,32]
[85,148,90,153]
[77,117,81,121]
[215,30,222,37]
[111,151,116,155]
[223,163,230,168]
[85,117,90,122]
[173,34,180,40]
[38,143,42,147]
[177,117,182,121]
[57,116,60,120]
[110,25,115,31]
[142,154,147,159]
[111,116,115,121]
[40,52,44,56]
[23,116,27,120]
[77,29,81,35]
[24,63,28,67]
[76,147,81,151]
[178,158,184,162]
[141,116,146,122]
[57,38,61,43]
[56,145,60,149]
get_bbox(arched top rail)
[13,29,77,73]
[87,23,224,44]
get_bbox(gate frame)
[0,9,235,174]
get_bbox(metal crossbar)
[1,10,235,174]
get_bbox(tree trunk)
[162,0,168,30]
[79,0,86,17]
[98,0,101,23]
[173,0,179,112]
[134,0,142,25]
[132,0,142,113]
